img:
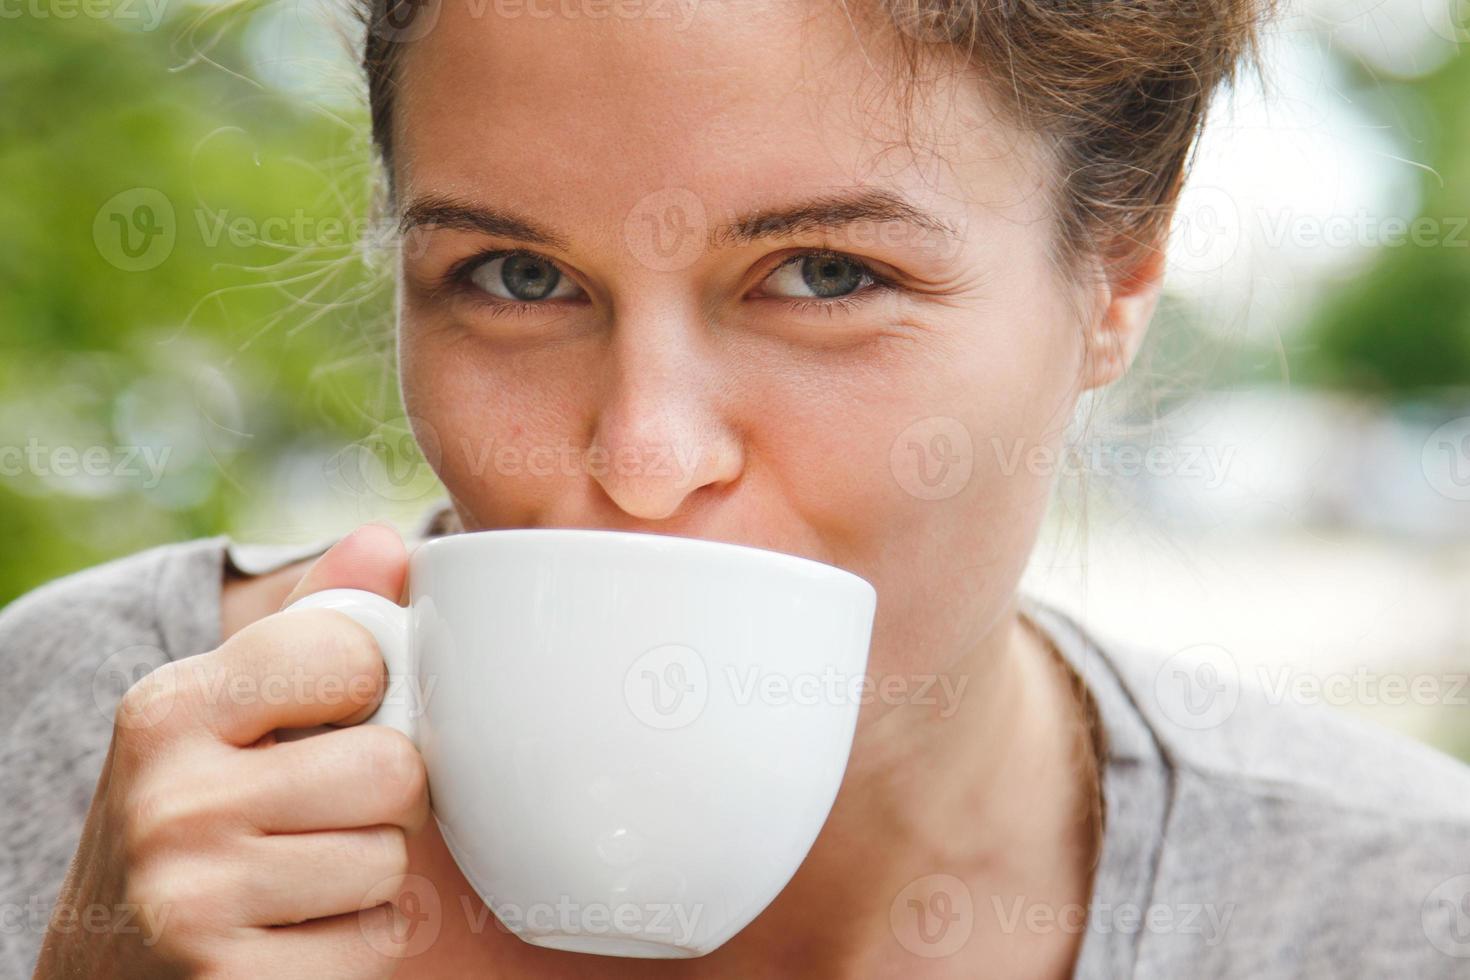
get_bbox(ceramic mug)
[285,527,878,958]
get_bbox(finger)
[175,609,391,746]
[281,523,409,610]
[236,906,409,980]
[238,826,410,927]
[235,725,430,835]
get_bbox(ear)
[1080,242,1167,391]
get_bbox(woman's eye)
[762,252,875,300]
[466,253,582,302]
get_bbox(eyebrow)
[398,188,962,252]
[710,189,962,247]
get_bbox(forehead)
[389,0,1045,236]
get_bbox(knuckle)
[115,674,155,720]
[124,864,170,912]
[338,726,427,824]
[307,608,382,672]
[122,781,217,862]
[327,617,387,697]
[365,729,427,813]
[115,662,185,736]
[127,864,225,937]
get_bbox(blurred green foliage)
[0,1,424,605]
[1297,51,1470,395]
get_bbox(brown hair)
[358,0,1272,285]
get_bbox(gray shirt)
[4,508,1470,977]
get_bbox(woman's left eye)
[462,252,583,303]
[758,251,890,303]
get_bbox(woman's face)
[393,1,1118,696]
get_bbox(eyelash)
[441,248,899,319]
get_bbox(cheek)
[847,288,1086,678]
[966,307,1084,563]
[710,348,922,565]
[398,320,590,522]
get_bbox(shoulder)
[0,536,232,727]
[1049,605,1470,976]
[1099,626,1470,823]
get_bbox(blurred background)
[2,0,1468,754]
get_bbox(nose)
[587,309,743,522]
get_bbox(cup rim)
[412,526,875,597]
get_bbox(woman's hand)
[33,525,429,979]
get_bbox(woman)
[7,0,1470,976]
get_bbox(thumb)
[280,522,409,610]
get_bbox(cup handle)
[284,588,415,741]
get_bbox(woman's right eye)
[464,252,584,303]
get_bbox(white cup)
[285,527,877,958]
